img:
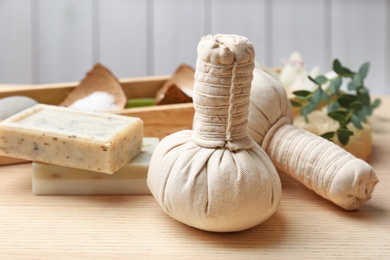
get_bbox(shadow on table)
[171,211,287,250]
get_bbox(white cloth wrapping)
[147,35,282,232]
[248,68,379,210]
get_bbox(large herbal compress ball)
[147,34,282,232]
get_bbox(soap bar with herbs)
[32,137,158,195]
[0,104,143,174]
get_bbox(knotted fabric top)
[192,34,255,151]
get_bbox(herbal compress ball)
[147,34,282,232]
[248,68,378,210]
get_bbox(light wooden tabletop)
[1,97,389,259]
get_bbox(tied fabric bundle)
[147,34,282,232]
[248,68,379,210]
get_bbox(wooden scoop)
[155,64,194,105]
[60,63,126,109]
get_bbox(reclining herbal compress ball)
[147,34,282,232]
[247,68,379,210]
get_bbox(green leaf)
[351,114,363,129]
[309,88,323,105]
[321,90,330,101]
[352,74,362,87]
[358,87,368,95]
[362,105,373,116]
[333,59,354,76]
[348,81,359,91]
[338,94,356,108]
[371,98,381,109]
[333,76,342,88]
[291,59,379,141]
[358,62,370,79]
[301,102,317,116]
[357,93,370,106]
[327,101,340,114]
[290,100,302,107]
[337,133,349,145]
[337,128,354,145]
[314,75,328,85]
[333,59,344,75]
[350,101,363,111]
[321,131,335,140]
[293,90,311,98]
[328,111,347,125]
[356,110,367,123]
[330,77,342,95]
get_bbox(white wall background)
[0,0,389,94]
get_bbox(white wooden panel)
[0,0,32,84]
[271,0,328,71]
[99,0,148,78]
[332,0,388,94]
[209,0,267,65]
[152,0,205,75]
[37,0,94,84]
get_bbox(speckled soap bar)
[32,137,158,195]
[0,104,143,174]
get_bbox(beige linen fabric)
[248,68,379,210]
[147,34,282,232]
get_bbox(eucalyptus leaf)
[338,94,356,108]
[352,74,362,87]
[328,111,347,124]
[334,76,342,88]
[337,128,354,136]
[351,114,363,129]
[356,110,367,123]
[358,62,370,79]
[348,81,359,91]
[309,88,322,105]
[333,59,344,75]
[330,80,338,95]
[290,100,302,107]
[337,128,354,145]
[301,102,317,117]
[337,132,350,145]
[358,87,368,95]
[372,98,381,109]
[293,90,311,98]
[330,77,342,95]
[350,101,363,111]
[314,75,328,85]
[357,93,370,106]
[294,58,380,146]
[321,90,330,101]
[321,131,335,140]
[333,59,354,76]
[362,105,373,116]
[327,101,340,114]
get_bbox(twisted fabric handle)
[263,118,378,210]
[192,39,255,151]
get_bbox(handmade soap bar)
[0,104,143,174]
[32,138,158,195]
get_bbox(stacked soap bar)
[32,137,158,195]
[0,104,143,174]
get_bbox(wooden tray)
[0,75,195,165]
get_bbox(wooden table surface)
[1,97,389,259]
